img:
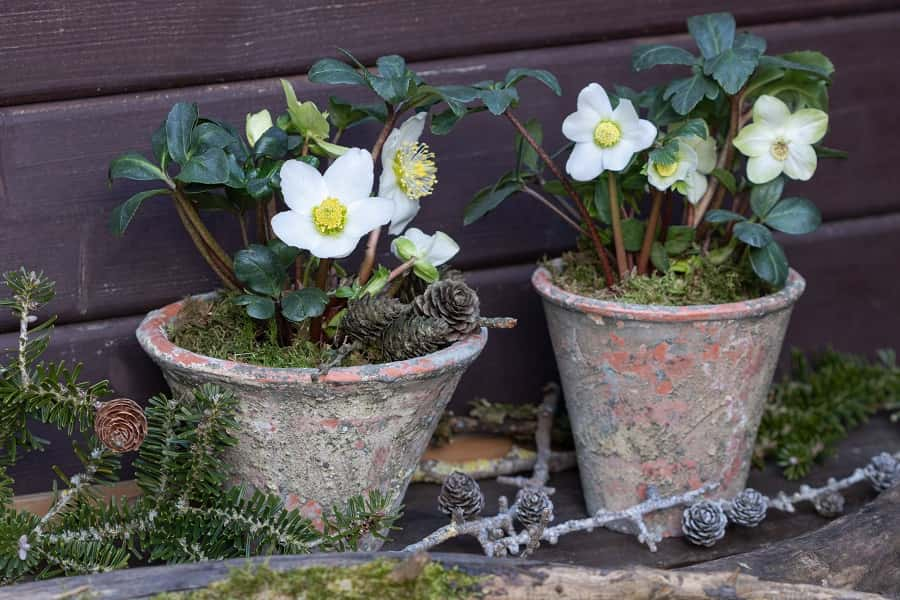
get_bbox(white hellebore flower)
[378,113,438,235]
[733,95,828,184]
[648,133,718,205]
[271,148,393,259]
[391,228,460,266]
[562,83,657,181]
[245,109,273,148]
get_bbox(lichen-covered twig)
[413,446,576,484]
[496,383,559,492]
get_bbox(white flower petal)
[783,143,817,181]
[397,112,427,145]
[343,196,394,239]
[381,129,402,169]
[401,227,432,253]
[562,110,599,143]
[577,83,613,119]
[324,148,374,202]
[684,170,708,205]
[388,195,420,235]
[279,160,327,213]
[312,234,363,259]
[566,142,605,181]
[611,98,640,131]
[733,123,778,158]
[425,231,460,266]
[271,210,323,255]
[746,153,785,184]
[753,95,791,128]
[378,168,399,199]
[677,142,699,171]
[785,109,828,145]
[621,119,658,153]
[601,140,636,172]
[685,135,717,174]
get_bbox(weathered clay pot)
[532,263,805,536]
[137,296,487,550]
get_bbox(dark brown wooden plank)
[2,13,898,332]
[1,1,895,105]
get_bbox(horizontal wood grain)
[1,0,896,105]
[2,13,898,332]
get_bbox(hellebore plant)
[452,12,842,294]
[106,51,513,353]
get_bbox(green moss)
[550,251,770,306]
[155,560,483,600]
[168,295,368,369]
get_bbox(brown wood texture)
[2,12,899,333]
[1,1,897,105]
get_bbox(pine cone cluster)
[865,452,899,492]
[438,472,485,521]
[682,501,727,547]
[340,295,408,344]
[515,488,554,528]
[812,490,845,518]
[724,488,768,527]
[413,280,480,342]
[94,398,147,453]
[382,315,452,362]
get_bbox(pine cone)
[682,501,727,547]
[398,268,465,303]
[340,295,408,344]
[812,490,845,518]
[515,488,554,528]
[865,452,899,492]
[438,472,484,520]
[724,488,768,527]
[381,314,452,361]
[94,398,147,453]
[413,280,480,342]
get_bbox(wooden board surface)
[2,12,899,332]
[1,1,896,105]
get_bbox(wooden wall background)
[2,1,899,493]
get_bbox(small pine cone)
[724,488,768,527]
[340,295,408,344]
[413,280,480,342]
[95,398,147,453]
[682,501,727,547]
[865,452,900,492]
[812,490,845,518]
[438,472,484,520]
[515,488,554,528]
[381,314,452,361]
[397,268,466,304]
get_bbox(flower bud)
[392,237,418,262]
[246,109,273,147]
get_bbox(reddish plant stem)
[309,258,333,342]
[660,191,673,243]
[172,190,240,290]
[388,257,417,282]
[637,190,664,275]
[606,172,628,278]
[693,93,742,227]
[521,185,582,233]
[504,110,615,288]
[358,105,399,286]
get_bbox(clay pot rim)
[532,260,805,322]
[136,294,488,384]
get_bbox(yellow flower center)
[770,140,790,161]
[654,161,679,178]
[593,120,621,148]
[311,197,347,235]
[392,141,437,200]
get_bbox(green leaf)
[479,87,519,115]
[192,122,236,152]
[175,148,230,185]
[377,54,407,78]
[632,45,696,71]
[515,118,542,174]
[362,265,391,296]
[621,219,646,252]
[151,121,168,164]
[751,70,829,111]
[687,12,735,60]
[650,241,670,272]
[760,53,832,79]
[764,197,821,234]
[750,177,784,218]
[815,145,848,160]
[233,244,286,298]
[750,241,789,287]
[664,225,695,255]
[669,118,708,139]
[650,140,679,167]
[504,68,562,95]
[734,32,766,54]
[431,109,465,135]
[592,179,613,224]
[704,209,745,223]
[733,221,774,248]
[233,294,276,320]
[190,191,234,212]
[314,139,349,157]
[267,239,300,270]
[280,80,330,140]
[108,152,169,184]
[108,188,171,235]
[282,288,328,322]
[253,126,288,159]
[308,58,366,86]
[710,168,737,194]
[742,65,786,99]
[432,85,480,115]
[413,261,440,283]
[327,96,375,129]
[463,181,521,225]
[704,46,762,94]
[165,102,198,165]
[664,73,719,115]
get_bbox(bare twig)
[497,383,559,491]
[521,185,582,233]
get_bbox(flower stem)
[693,92,742,227]
[173,196,239,290]
[637,190,664,275]
[521,185,582,233]
[309,258,333,342]
[388,258,417,283]
[504,109,615,288]
[358,106,399,286]
[607,172,628,278]
[238,214,250,248]
[173,188,234,271]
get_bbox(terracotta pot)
[532,263,805,537]
[137,296,487,550]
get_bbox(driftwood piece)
[686,484,900,596]
[0,552,882,600]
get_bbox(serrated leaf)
[165,102,198,165]
[267,239,300,270]
[664,73,719,115]
[108,188,171,235]
[327,96,374,130]
[233,294,276,320]
[151,121,168,164]
[234,244,286,298]
[463,180,521,225]
[253,126,288,159]
[764,197,821,234]
[651,241,671,272]
[504,68,562,95]
[430,108,465,135]
[710,168,736,194]
[433,85,480,115]
[664,225,695,255]
[687,12,736,60]
[749,177,784,218]
[760,54,832,79]
[282,288,328,322]
[175,148,230,185]
[704,46,762,94]
[308,58,366,86]
[376,55,406,78]
[704,209,745,223]
[515,118,543,174]
[734,32,766,54]
[621,219,646,252]
[669,118,708,139]
[192,122,237,152]
[632,45,696,71]
[733,221,774,248]
[750,240,789,287]
[108,152,169,184]
[650,141,679,166]
[479,87,519,115]
[592,179,613,224]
